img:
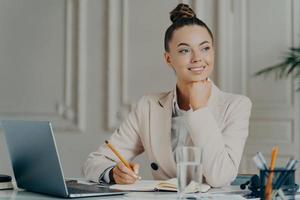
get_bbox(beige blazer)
[83,83,252,187]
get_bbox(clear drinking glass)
[176,146,203,199]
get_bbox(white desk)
[0,190,220,200]
[0,179,249,199]
[0,189,249,200]
[1,189,172,200]
[0,188,256,200]
[1,186,299,199]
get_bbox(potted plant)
[254,47,300,91]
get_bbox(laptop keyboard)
[67,186,95,194]
[66,182,113,194]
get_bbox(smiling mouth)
[188,66,206,72]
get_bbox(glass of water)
[176,146,202,199]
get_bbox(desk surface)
[2,190,236,200]
[0,179,251,199]
[1,186,299,200]
[0,189,250,200]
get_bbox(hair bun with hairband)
[170,3,196,23]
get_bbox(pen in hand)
[105,140,141,182]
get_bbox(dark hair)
[164,3,214,52]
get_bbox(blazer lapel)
[149,91,177,178]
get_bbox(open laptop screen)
[2,120,71,197]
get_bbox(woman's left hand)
[189,79,212,110]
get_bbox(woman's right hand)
[189,79,212,110]
[112,161,140,184]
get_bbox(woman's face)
[164,25,214,84]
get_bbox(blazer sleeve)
[83,97,146,183]
[185,96,252,187]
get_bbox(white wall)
[0,0,134,179]
[0,0,299,182]
[216,0,300,181]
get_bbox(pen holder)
[260,168,298,200]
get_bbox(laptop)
[1,120,125,198]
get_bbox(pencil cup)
[175,146,202,199]
[260,168,297,200]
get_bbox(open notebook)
[109,178,211,193]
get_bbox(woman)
[83,3,252,187]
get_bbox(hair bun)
[170,3,196,23]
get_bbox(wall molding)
[217,0,294,104]
[51,0,87,132]
[216,0,234,93]
[106,0,131,131]
[0,0,86,133]
[248,0,293,108]
[217,0,299,180]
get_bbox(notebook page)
[109,180,160,191]
[110,178,211,193]
[157,178,210,193]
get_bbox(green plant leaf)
[254,46,300,91]
[287,61,300,75]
